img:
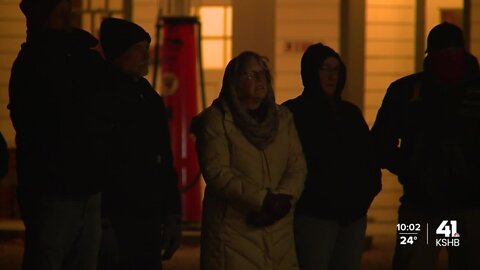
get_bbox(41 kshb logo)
[435,220,460,247]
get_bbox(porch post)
[340,0,366,111]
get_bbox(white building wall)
[364,0,417,234]
[0,0,26,147]
[471,0,480,58]
[365,0,416,127]
[275,0,340,104]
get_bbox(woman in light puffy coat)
[191,51,307,270]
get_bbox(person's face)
[429,46,465,66]
[318,56,340,97]
[237,57,268,110]
[46,0,72,30]
[429,46,466,85]
[115,40,150,79]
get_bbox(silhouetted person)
[97,17,182,270]
[191,51,307,270]
[8,0,108,269]
[283,43,381,270]
[371,22,480,270]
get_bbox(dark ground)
[0,229,448,270]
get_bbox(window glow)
[197,5,232,69]
[200,7,225,36]
[202,40,225,69]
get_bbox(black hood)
[300,43,346,99]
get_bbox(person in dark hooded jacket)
[8,0,109,269]
[283,43,381,270]
[371,22,480,270]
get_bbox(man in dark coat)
[283,43,381,270]
[98,17,182,270]
[8,0,109,269]
[371,22,480,269]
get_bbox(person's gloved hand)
[246,192,293,228]
[262,192,293,220]
[161,215,182,260]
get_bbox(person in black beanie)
[9,0,109,269]
[97,17,182,270]
[372,22,480,269]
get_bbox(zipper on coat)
[262,151,273,188]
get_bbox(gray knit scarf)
[215,86,279,150]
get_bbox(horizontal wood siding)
[471,0,480,59]
[275,0,340,104]
[365,0,415,235]
[365,0,416,127]
[0,0,26,146]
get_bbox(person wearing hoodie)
[371,22,480,269]
[191,51,307,270]
[283,43,381,270]
[8,0,108,269]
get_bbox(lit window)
[196,5,232,69]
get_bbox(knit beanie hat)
[20,0,62,31]
[426,22,465,53]
[100,17,151,60]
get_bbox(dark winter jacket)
[283,44,381,223]
[371,52,480,213]
[8,28,109,197]
[100,64,181,217]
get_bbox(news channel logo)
[396,220,460,247]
